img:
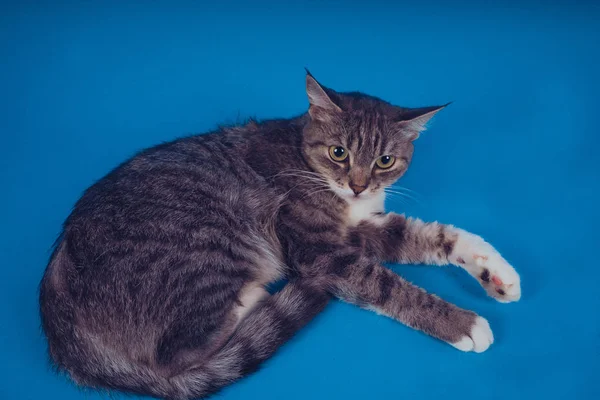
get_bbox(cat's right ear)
[305,69,342,122]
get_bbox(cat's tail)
[165,280,329,399]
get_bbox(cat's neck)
[344,191,386,226]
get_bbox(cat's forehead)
[341,110,387,140]
[347,109,389,126]
[339,111,410,156]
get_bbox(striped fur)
[39,72,519,399]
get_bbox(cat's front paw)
[450,230,521,303]
[450,316,494,353]
[474,254,521,303]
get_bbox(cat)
[39,70,521,400]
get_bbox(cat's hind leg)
[171,280,330,399]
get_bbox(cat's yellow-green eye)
[329,146,348,162]
[376,155,395,169]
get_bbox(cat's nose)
[349,183,368,195]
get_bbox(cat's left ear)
[395,103,450,140]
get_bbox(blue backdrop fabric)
[1,1,599,399]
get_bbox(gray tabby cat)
[39,71,521,399]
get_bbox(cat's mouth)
[330,183,379,202]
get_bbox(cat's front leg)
[446,226,521,303]
[349,214,521,303]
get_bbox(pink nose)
[349,183,367,195]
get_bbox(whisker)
[389,185,418,194]
[384,189,418,204]
[383,193,408,206]
[299,187,336,201]
[271,171,329,182]
[384,189,415,198]
[275,172,326,179]
[388,185,421,198]
[385,188,419,202]
[270,169,329,182]
[384,195,410,208]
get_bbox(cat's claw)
[451,316,494,353]
[451,230,521,303]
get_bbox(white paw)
[450,229,521,303]
[451,317,494,353]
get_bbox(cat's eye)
[376,155,395,169]
[329,146,348,162]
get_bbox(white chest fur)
[346,192,386,226]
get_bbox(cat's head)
[302,70,447,203]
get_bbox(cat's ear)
[305,69,342,121]
[396,103,450,140]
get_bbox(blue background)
[1,1,599,399]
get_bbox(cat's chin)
[333,187,382,203]
[346,193,375,202]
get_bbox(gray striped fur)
[40,72,495,399]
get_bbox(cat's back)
[39,126,287,381]
[66,130,282,259]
